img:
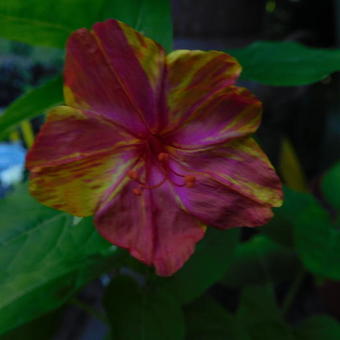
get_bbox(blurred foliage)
[228,41,340,86]
[322,161,340,213]
[0,184,120,333]
[221,235,302,288]
[104,275,185,340]
[0,0,172,51]
[0,0,339,339]
[0,76,62,140]
[0,309,63,340]
[184,295,248,340]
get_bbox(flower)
[26,19,282,276]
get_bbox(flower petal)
[95,181,205,276]
[26,106,136,169]
[64,19,166,135]
[29,151,136,217]
[165,50,241,131]
[171,137,282,228]
[166,86,262,149]
[26,106,138,216]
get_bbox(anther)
[132,187,143,196]
[158,152,169,161]
[127,170,139,180]
[184,175,196,188]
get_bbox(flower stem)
[70,297,108,324]
[282,269,305,316]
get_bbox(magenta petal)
[64,19,166,135]
[167,86,262,149]
[95,181,205,276]
[26,106,138,217]
[26,106,135,169]
[171,137,282,228]
[175,177,275,229]
[165,50,241,133]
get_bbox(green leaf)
[294,206,340,280]
[0,309,63,340]
[237,284,294,340]
[322,161,340,213]
[222,235,302,288]
[184,295,250,340]
[294,315,340,340]
[99,0,173,52]
[104,275,185,340]
[264,187,340,280]
[0,76,63,140]
[262,186,321,248]
[228,41,340,86]
[238,289,340,340]
[158,228,240,304]
[262,213,295,248]
[0,184,118,334]
[0,0,172,50]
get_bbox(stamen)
[127,170,139,180]
[132,186,143,196]
[129,151,199,195]
[142,176,167,190]
[158,152,169,161]
[158,153,198,188]
[184,175,196,188]
[128,168,166,191]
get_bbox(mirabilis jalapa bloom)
[26,19,282,276]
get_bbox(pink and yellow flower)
[26,19,282,276]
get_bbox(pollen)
[184,175,196,188]
[127,169,139,180]
[158,152,169,161]
[132,186,143,196]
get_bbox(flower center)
[127,135,197,195]
[147,134,165,157]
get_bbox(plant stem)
[282,269,305,316]
[70,298,108,324]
